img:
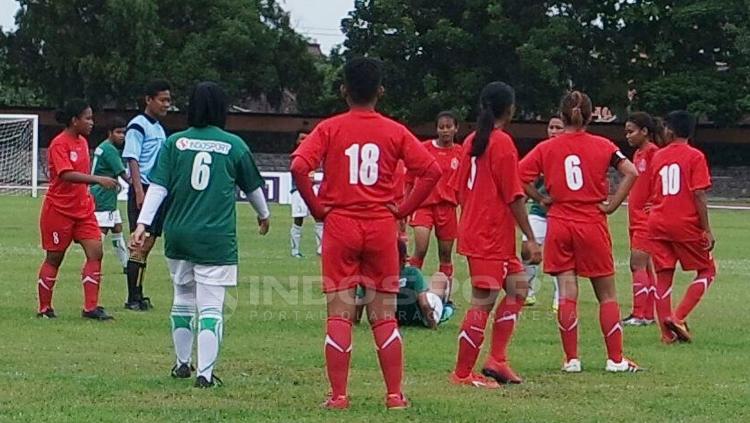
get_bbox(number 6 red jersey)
[519,132,624,222]
[291,109,436,219]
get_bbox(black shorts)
[128,183,166,237]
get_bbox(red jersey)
[628,142,659,233]
[291,109,436,219]
[519,132,624,223]
[453,129,524,259]
[45,131,95,219]
[647,141,711,241]
[407,140,461,206]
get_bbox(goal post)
[0,114,40,197]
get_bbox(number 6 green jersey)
[149,126,264,265]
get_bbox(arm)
[60,170,118,189]
[130,183,168,247]
[510,196,542,264]
[291,156,327,220]
[600,158,638,214]
[397,161,441,218]
[128,159,145,208]
[417,292,438,329]
[694,190,715,251]
[247,187,271,235]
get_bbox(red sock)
[409,256,424,269]
[631,269,650,318]
[439,262,454,279]
[557,298,578,361]
[82,260,101,312]
[454,308,489,378]
[324,317,352,397]
[488,295,522,364]
[37,262,59,313]
[599,301,623,363]
[655,270,675,340]
[372,318,403,395]
[675,268,716,322]
[644,271,656,321]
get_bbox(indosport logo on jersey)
[175,138,232,155]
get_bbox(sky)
[0,0,352,53]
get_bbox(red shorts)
[650,239,716,273]
[409,203,458,240]
[544,218,614,278]
[321,212,399,293]
[467,256,525,291]
[40,202,101,252]
[629,228,655,254]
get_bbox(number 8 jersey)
[519,132,625,222]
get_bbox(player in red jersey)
[648,111,716,344]
[450,82,541,388]
[407,110,462,298]
[36,99,119,320]
[290,58,441,410]
[622,112,662,327]
[519,91,641,373]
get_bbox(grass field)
[1,196,748,422]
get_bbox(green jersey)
[529,178,548,218]
[90,140,126,211]
[357,266,429,326]
[149,126,264,265]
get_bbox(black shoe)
[82,306,114,321]
[140,297,153,310]
[171,363,194,379]
[124,300,145,311]
[194,374,223,388]
[37,308,57,319]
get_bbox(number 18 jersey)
[149,126,264,265]
[519,132,623,223]
[292,109,435,219]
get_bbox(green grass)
[0,197,748,422]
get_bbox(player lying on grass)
[622,112,662,327]
[289,132,324,258]
[520,90,641,373]
[131,81,270,388]
[91,116,130,274]
[37,99,119,321]
[648,111,716,344]
[355,239,454,329]
[291,57,441,410]
[450,82,541,388]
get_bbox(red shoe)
[450,371,501,389]
[385,393,409,410]
[321,394,350,410]
[482,360,523,384]
[665,318,692,343]
[661,332,678,345]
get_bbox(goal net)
[0,114,39,196]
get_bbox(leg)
[126,235,156,307]
[556,271,579,362]
[644,258,657,321]
[168,260,197,371]
[454,286,498,377]
[79,238,104,313]
[590,274,623,363]
[37,250,65,314]
[485,270,527,380]
[314,221,324,256]
[627,249,651,321]
[674,243,717,323]
[409,226,431,269]
[365,290,403,396]
[196,282,225,383]
[655,269,677,342]
[325,289,356,399]
[437,238,455,299]
[110,223,129,270]
[290,216,304,257]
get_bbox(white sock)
[197,283,225,380]
[110,232,130,268]
[314,222,323,255]
[552,276,560,307]
[524,263,540,297]
[290,224,302,255]
[171,282,196,366]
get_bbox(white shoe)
[605,358,641,373]
[561,359,582,373]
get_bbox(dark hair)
[471,82,515,157]
[187,81,227,128]
[107,116,128,132]
[54,98,90,126]
[627,112,664,144]
[144,79,171,98]
[664,110,696,139]
[343,57,383,105]
[560,91,593,128]
[436,110,459,126]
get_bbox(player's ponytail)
[560,91,592,129]
[54,98,90,127]
[471,82,515,157]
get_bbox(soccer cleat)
[124,300,145,311]
[321,394,350,410]
[665,318,691,343]
[385,393,409,410]
[440,301,456,323]
[171,363,193,379]
[82,306,114,321]
[482,361,523,384]
[661,333,678,345]
[561,358,582,373]
[622,315,649,327]
[140,297,153,310]
[450,372,501,389]
[37,308,57,319]
[524,295,537,307]
[291,252,304,259]
[642,319,655,326]
[605,358,641,373]
[194,374,223,388]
